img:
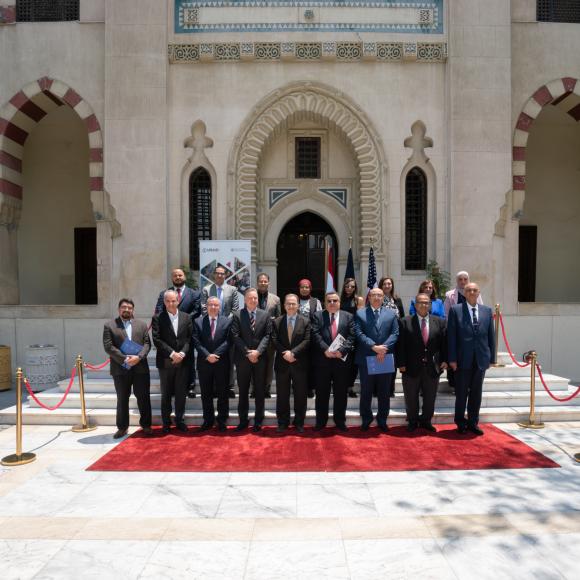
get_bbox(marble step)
[2,404,580,427]
[56,374,572,394]
[26,386,580,411]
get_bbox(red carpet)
[87,424,559,472]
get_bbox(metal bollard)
[72,355,97,433]
[491,304,505,367]
[518,351,545,429]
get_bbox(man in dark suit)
[256,272,281,398]
[155,267,202,398]
[447,282,495,436]
[103,298,152,439]
[354,287,399,431]
[192,296,232,432]
[231,288,271,431]
[311,292,355,432]
[397,293,447,433]
[152,290,193,433]
[272,293,311,433]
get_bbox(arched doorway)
[276,212,338,302]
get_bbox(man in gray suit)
[103,298,152,439]
[202,265,240,396]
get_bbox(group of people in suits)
[103,267,495,439]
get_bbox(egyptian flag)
[325,236,336,292]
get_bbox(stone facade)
[0,0,579,381]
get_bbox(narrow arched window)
[405,167,427,271]
[189,168,212,271]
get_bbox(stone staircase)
[1,352,579,426]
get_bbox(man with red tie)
[192,296,232,432]
[397,293,448,432]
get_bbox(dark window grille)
[405,167,427,271]
[537,1,580,22]
[16,0,79,22]
[295,137,321,179]
[189,168,212,271]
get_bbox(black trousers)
[359,365,391,425]
[454,360,486,428]
[401,366,439,425]
[236,357,267,424]
[113,372,152,431]
[276,363,308,427]
[159,364,190,427]
[198,359,230,425]
[315,361,350,426]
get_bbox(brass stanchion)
[1,368,36,466]
[72,355,97,433]
[518,351,545,429]
[491,304,505,367]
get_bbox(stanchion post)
[72,355,97,433]
[491,304,505,367]
[518,351,545,429]
[1,368,36,466]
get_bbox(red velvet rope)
[84,359,110,371]
[24,367,77,411]
[536,364,580,402]
[497,313,530,368]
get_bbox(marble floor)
[0,422,578,579]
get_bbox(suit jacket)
[444,288,483,317]
[396,315,447,378]
[447,303,495,370]
[152,310,193,369]
[154,285,201,319]
[231,308,271,362]
[192,314,231,364]
[311,310,354,366]
[258,291,281,319]
[202,282,240,317]
[354,306,399,365]
[272,314,311,370]
[103,317,151,376]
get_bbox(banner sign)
[199,240,252,300]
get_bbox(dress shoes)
[407,422,418,433]
[218,423,227,432]
[199,422,213,432]
[377,423,389,433]
[276,425,288,433]
[307,389,315,398]
[335,423,348,432]
[421,422,437,433]
[457,425,467,434]
[313,424,325,432]
[142,427,153,436]
[295,425,305,433]
[187,388,196,399]
[162,425,171,434]
[468,425,484,436]
[252,423,262,432]
[348,388,358,398]
[360,421,372,432]
[234,422,248,432]
[113,429,128,439]
[176,423,188,433]
[228,388,236,399]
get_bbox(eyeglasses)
[327,299,339,303]
[416,301,430,306]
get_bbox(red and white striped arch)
[0,76,103,206]
[513,77,580,194]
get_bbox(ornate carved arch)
[228,82,387,263]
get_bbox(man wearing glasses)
[447,283,495,436]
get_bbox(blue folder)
[120,338,142,369]
[366,353,395,375]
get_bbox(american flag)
[366,245,377,300]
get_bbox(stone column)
[447,0,512,304]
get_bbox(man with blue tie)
[447,282,495,436]
[354,288,399,431]
[192,296,232,432]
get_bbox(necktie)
[250,311,256,331]
[210,318,216,339]
[472,307,479,331]
[374,309,380,322]
[421,318,428,346]
[217,286,222,301]
[287,317,294,342]
[177,288,182,303]
[330,313,337,340]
